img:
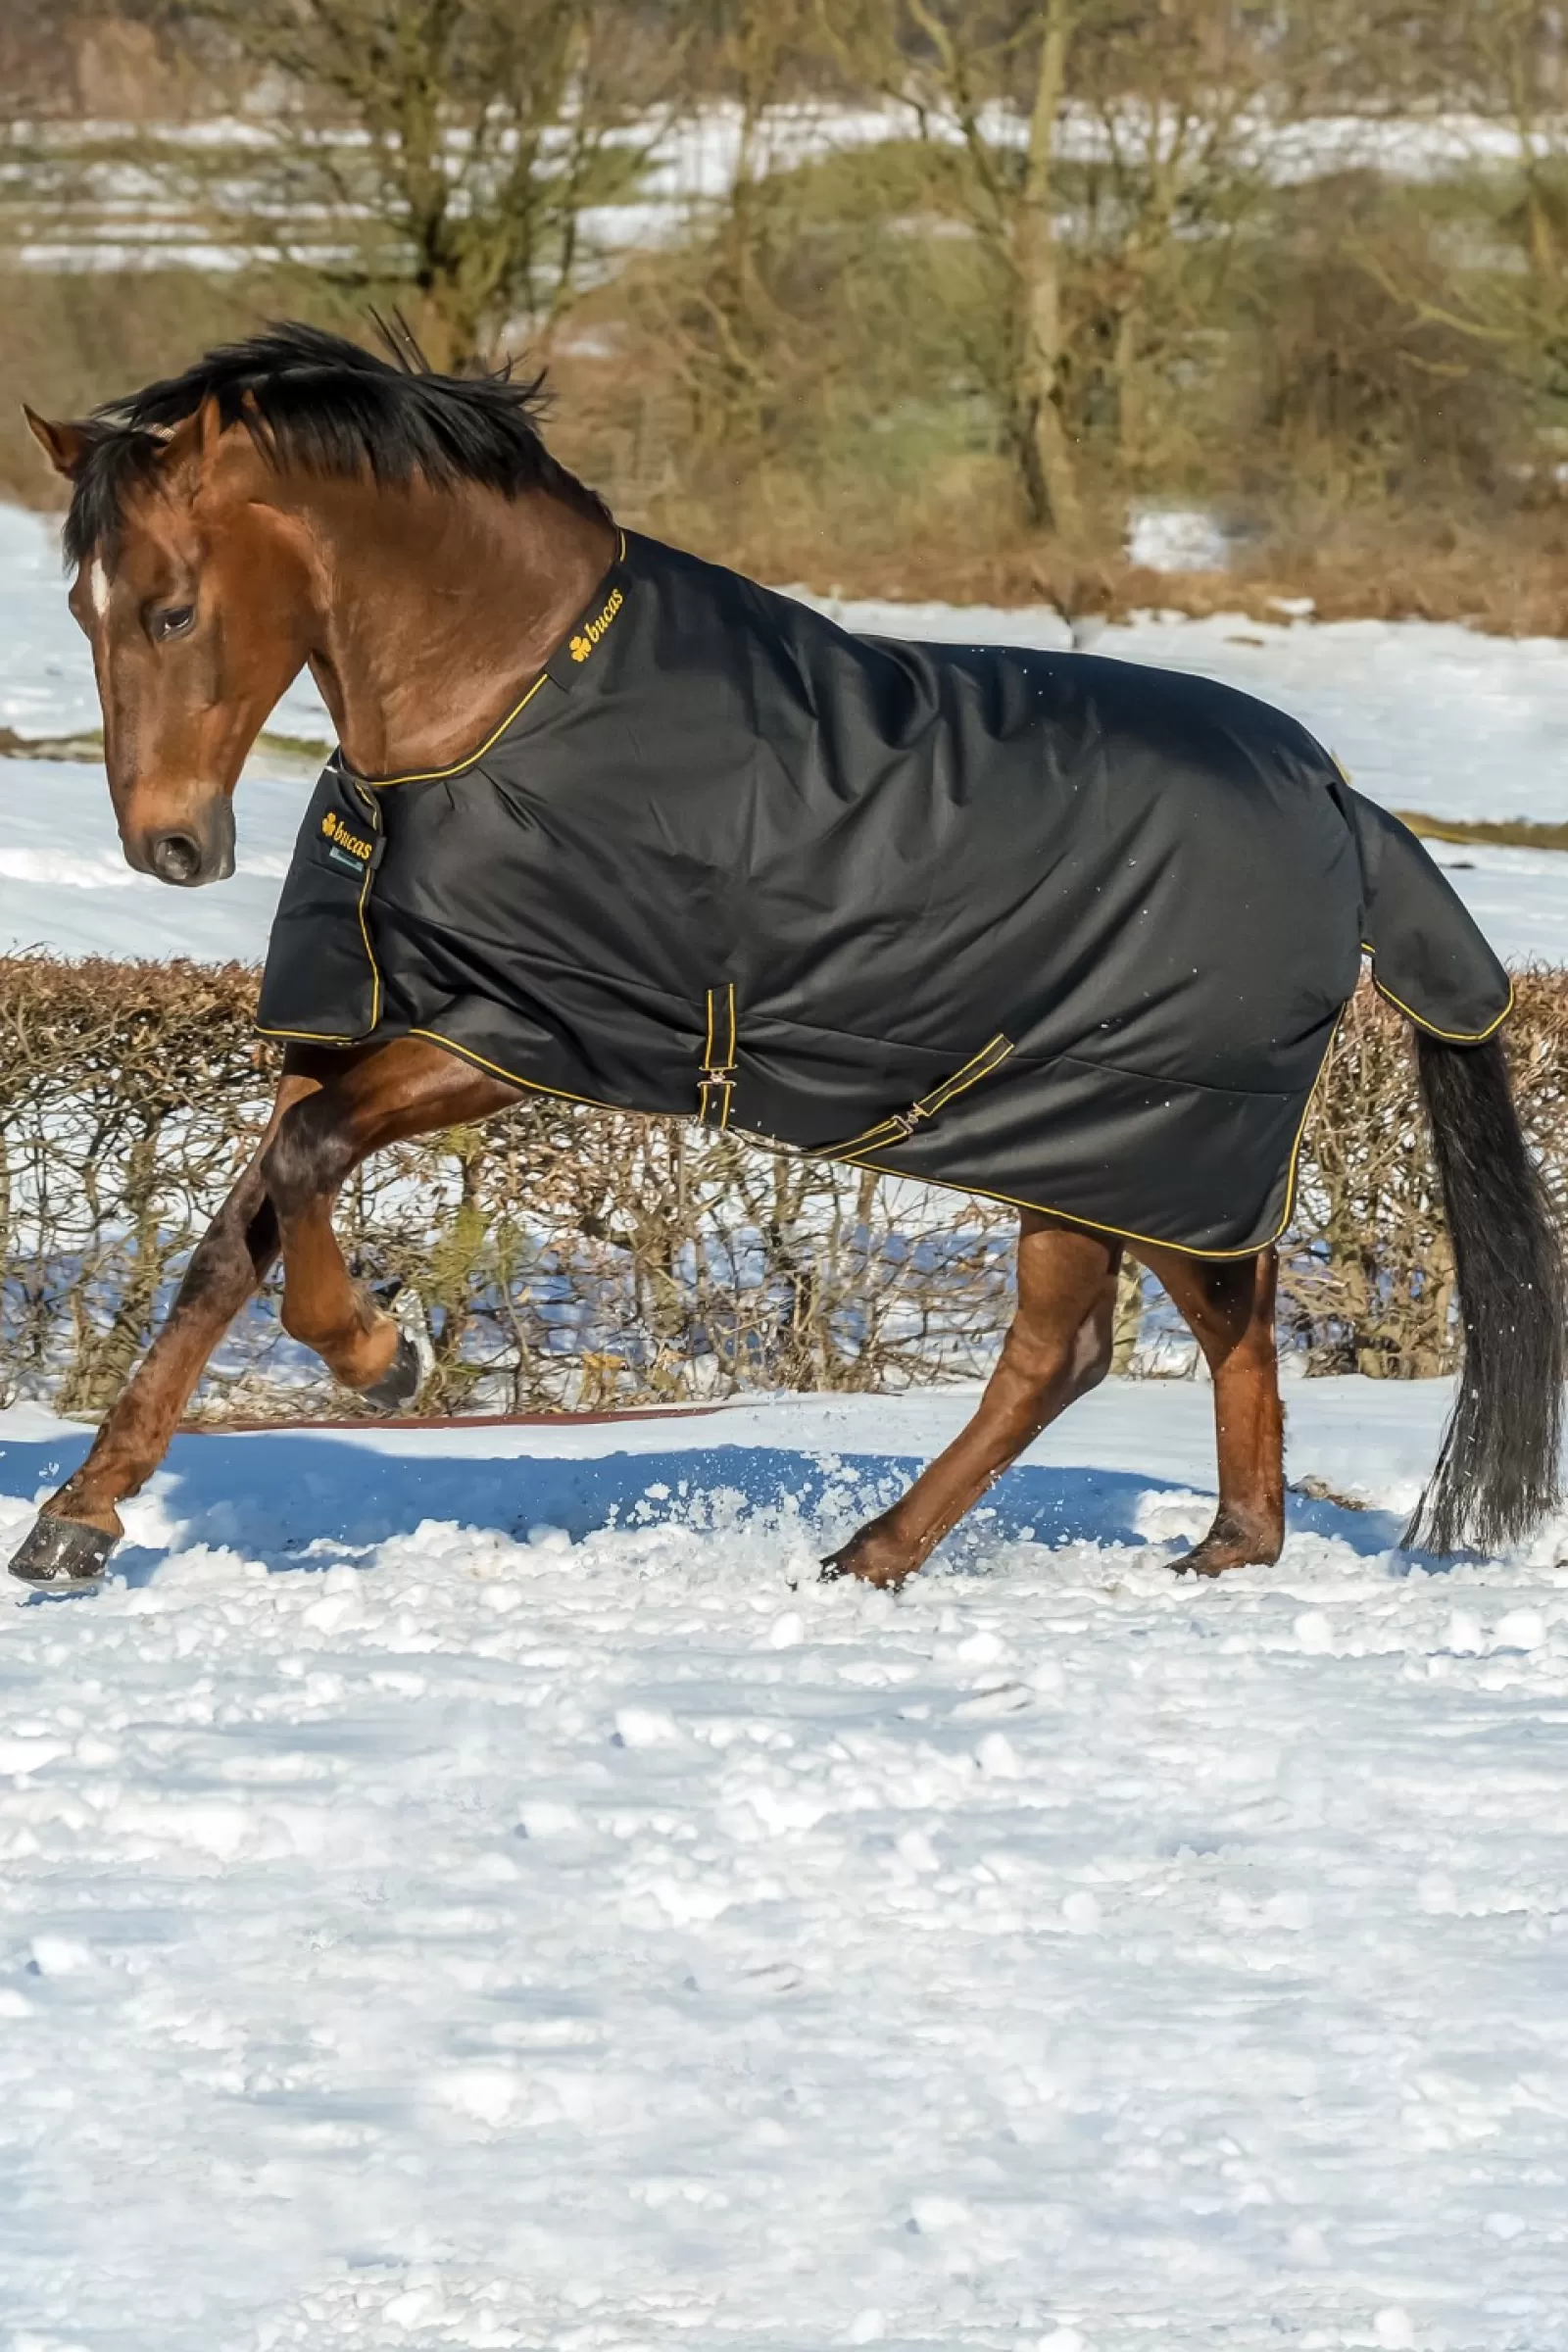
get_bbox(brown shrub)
[0,956,1018,1418]
[2,956,1564,1420]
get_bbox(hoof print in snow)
[8,1515,113,1595]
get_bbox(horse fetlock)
[45,1484,126,1542]
[280,1280,389,1362]
[280,1290,408,1397]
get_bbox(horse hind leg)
[1137,1242,1284,1576]
[822,1214,1121,1589]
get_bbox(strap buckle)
[830,1033,1015,1161]
[699,983,737,1131]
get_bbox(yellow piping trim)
[256,804,382,1045]
[357,823,382,1029]
[698,981,738,1130]
[258,1026,366,1045]
[837,1028,1337,1260]
[347,530,629,791]
[408,1029,628,1116]
[413,1004,1335,1264]
[357,671,552,790]
[829,1033,1014,1159]
[1359,947,1513,1044]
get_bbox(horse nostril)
[149,831,202,885]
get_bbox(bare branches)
[3,956,1565,1419]
[0,956,1017,1417]
[177,0,678,362]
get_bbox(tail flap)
[1347,791,1512,1042]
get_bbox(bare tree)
[183,0,680,364]
[1066,4,1271,489]
[1455,1,1568,368]
[829,3,1275,539]
[662,0,831,446]
[1329,1,1568,474]
[882,0,1085,536]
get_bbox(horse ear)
[159,393,225,479]
[23,407,91,479]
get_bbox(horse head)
[26,325,615,887]
[25,391,315,887]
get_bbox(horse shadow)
[0,1423,1407,1589]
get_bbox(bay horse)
[10,326,1564,1595]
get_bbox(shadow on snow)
[0,1425,1407,1588]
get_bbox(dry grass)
[1395,810,1568,853]
[621,501,1568,638]
[534,374,1568,635]
[7,257,1568,638]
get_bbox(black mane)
[63,321,610,566]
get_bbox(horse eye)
[154,605,194,641]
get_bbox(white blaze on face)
[88,558,110,620]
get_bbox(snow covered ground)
[5,501,1568,965]
[3,1378,1568,2351]
[6,501,1568,2347]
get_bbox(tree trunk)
[1009,0,1081,539]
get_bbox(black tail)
[1406,1032,1567,1552]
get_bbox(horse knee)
[262,1096,353,1217]
[180,1187,278,1308]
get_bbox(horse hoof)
[1174,1542,1269,1579]
[818,1545,910,1591]
[357,1329,423,1414]
[8,1516,115,1595]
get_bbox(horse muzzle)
[128,799,236,888]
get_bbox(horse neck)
[293,475,617,778]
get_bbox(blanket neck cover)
[257,530,1511,1257]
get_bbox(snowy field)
[5,501,1568,962]
[3,1381,1568,2351]
[5,498,1568,2347]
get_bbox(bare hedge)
[2,956,1564,1421]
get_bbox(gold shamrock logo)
[320,812,336,837]
[569,633,592,662]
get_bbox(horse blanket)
[257,530,1511,1256]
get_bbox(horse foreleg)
[261,1037,518,1401]
[9,1060,332,1591]
[9,1040,514,1593]
[1139,1243,1283,1575]
[822,1215,1121,1589]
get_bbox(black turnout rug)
[258,531,1510,1256]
